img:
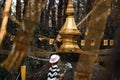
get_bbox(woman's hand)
[57,73,64,78]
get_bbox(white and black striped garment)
[47,65,60,80]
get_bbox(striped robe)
[47,65,61,80]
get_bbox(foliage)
[0,66,12,80]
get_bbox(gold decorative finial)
[57,0,82,53]
[66,0,74,16]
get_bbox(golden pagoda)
[57,0,82,53]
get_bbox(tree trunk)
[86,0,94,13]
[0,0,12,45]
[58,0,64,30]
[57,0,68,33]
[16,0,21,21]
[76,0,80,23]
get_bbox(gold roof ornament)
[57,0,82,53]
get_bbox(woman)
[47,54,64,80]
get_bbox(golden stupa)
[57,0,82,53]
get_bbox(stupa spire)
[57,0,82,53]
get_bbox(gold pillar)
[21,66,26,80]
